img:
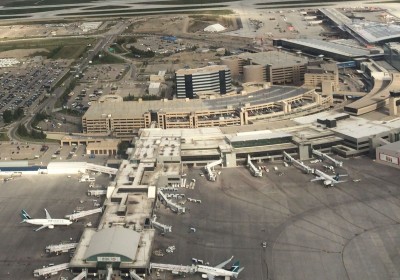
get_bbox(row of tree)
[2,107,24,124]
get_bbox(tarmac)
[152,156,400,280]
[0,173,107,279]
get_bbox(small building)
[148,82,161,96]
[86,140,119,156]
[376,141,400,169]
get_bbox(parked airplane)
[311,169,347,187]
[20,209,73,231]
[196,256,244,279]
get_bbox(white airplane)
[20,209,73,231]
[311,169,347,187]
[196,256,244,280]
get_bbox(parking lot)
[152,156,400,280]
[0,60,69,123]
[0,141,112,166]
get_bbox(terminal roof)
[282,38,371,58]
[84,227,140,261]
[238,51,309,68]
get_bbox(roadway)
[203,86,308,110]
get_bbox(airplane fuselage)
[197,265,237,278]
[314,169,338,184]
[25,219,72,227]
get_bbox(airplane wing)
[310,177,323,182]
[44,208,52,220]
[35,225,48,232]
[206,274,215,280]
[215,256,234,269]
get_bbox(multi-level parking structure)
[82,84,332,138]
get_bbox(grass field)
[0,6,69,15]
[60,5,228,16]
[0,133,10,142]
[0,38,94,59]
[4,0,100,7]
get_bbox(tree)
[3,110,13,123]
[13,107,24,120]
[17,124,29,137]
[117,141,130,157]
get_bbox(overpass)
[344,73,400,115]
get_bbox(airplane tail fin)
[230,261,240,272]
[233,267,244,278]
[21,209,32,221]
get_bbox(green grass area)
[0,38,94,59]
[0,15,29,19]
[51,45,89,59]
[60,108,84,117]
[83,5,131,11]
[5,0,99,7]
[60,5,228,16]
[0,133,10,141]
[92,52,126,64]
[0,6,70,15]
[110,44,127,54]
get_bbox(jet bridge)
[33,263,69,277]
[158,190,186,214]
[85,163,118,175]
[149,263,195,274]
[106,265,113,280]
[151,215,172,233]
[87,189,107,196]
[283,151,314,174]
[204,159,222,181]
[247,155,262,177]
[72,270,87,280]
[45,243,78,254]
[65,207,102,221]
[312,149,343,167]
[129,270,145,280]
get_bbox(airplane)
[196,256,244,279]
[311,169,347,187]
[20,209,73,231]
